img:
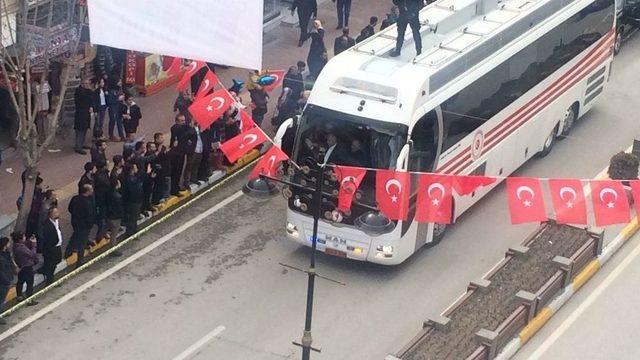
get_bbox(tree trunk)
[14,166,37,233]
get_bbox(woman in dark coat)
[74,80,95,154]
[122,95,142,140]
[304,20,327,80]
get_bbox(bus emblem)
[471,130,484,161]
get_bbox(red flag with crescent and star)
[334,166,367,212]
[590,180,630,226]
[239,111,257,133]
[220,127,268,163]
[261,70,286,93]
[506,177,547,224]
[249,146,289,180]
[188,88,234,131]
[195,70,220,100]
[165,56,182,77]
[176,60,206,91]
[376,170,410,220]
[453,175,496,196]
[548,179,587,225]
[416,174,453,224]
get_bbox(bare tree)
[1,0,84,232]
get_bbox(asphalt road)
[0,24,639,360]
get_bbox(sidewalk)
[0,0,390,223]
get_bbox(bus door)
[407,108,443,249]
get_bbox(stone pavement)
[0,0,392,226]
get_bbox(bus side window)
[409,111,438,172]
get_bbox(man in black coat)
[93,160,111,240]
[78,161,96,195]
[291,0,318,47]
[74,79,95,155]
[105,179,124,257]
[332,0,352,29]
[40,207,63,284]
[67,184,96,268]
[170,114,189,195]
[334,27,356,55]
[356,16,378,43]
[123,165,144,236]
[390,0,424,57]
[283,65,305,101]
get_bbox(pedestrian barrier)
[1,148,262,310]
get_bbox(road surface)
[0,16,639,360]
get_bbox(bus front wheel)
[426,223,447,248]
[559,105,577,138]
[538,126,558,158]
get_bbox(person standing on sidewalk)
[12,231,38,305]
[78,161,96,195]
[74,79,95,155]
[291,0,318,47]
[283,65,305,101]
[389,0,424,57]
[93,78,108,139]
[249,84,269,127]
[124,164,144,236]
[304,20,328,80]
[107,76,124,142]
[122,95,142,141]
[106,179,124,257]
[67,184,96,268]
[332,0,351,29]
[91,139,108,165]
[334,27,356,55]
[0,237,16,324]
[40,207,63,285]
[170,114,189,195]
[93,160,111,241]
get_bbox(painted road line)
[526,227,640,360]
[0,190,244,343]
[171,325,226,360]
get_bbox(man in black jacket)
[332,0,352,29]
[390,0,424,57]
[40,207,63,284]
[334,27,356,55]
[93,160,110,240]
[78,161,96,195]
[67,184,96,268]
[170,114,189,195]
[106,179,124,257]
[124,165,144,236]
[74,79,95,155]
[0,237,14,324]
[356,16,378,43]
[291,0,318,47]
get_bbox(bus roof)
[308,0,580,125]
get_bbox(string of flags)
[173,59,639,228]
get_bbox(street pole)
[301,162,324,360]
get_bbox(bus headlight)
[376,245,394,254]
[286,222,299,238]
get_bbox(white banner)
[87,0,263,70]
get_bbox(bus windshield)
[293,105,408,169]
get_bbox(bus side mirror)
[273,117,295,148]
[396,143,411,171]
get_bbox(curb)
[1,150,262,318]
[496,216,640,359]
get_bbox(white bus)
[274,0,615,265]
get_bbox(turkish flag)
[453,175,496,196]
[376,170,410,220]
[239,111,257,133]
[195,70,220,100]
[176,60,205,91]
[548,179,587,225]
[188,88,234,131]
[334,166,367,212]
[416,174,453,224]
[249,146,289,180]
[590,180,631,226]
[165,56,182,76]
[261,70,286,93]
[220,127,268,163]
[506,177,547,224]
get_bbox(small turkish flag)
[506,177,547,224]
[334,166,367,212]
[453,175,496,196]
[220,127,268,163]
[165,56,182,76]
[416,174,453,224]
[261,70,286,93]
[590,180,630,226]
[376,170,410,220]
[239,111,257,133]
[548,179,587,225]
[176,60,205,91]
[195,70,220,100]
[249,146,289,180]
[188,88,234,131]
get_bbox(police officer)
[390,0,424,57]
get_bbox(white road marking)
[526,231,640,360]
[0,190,244,343]
[171,325,226,360]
